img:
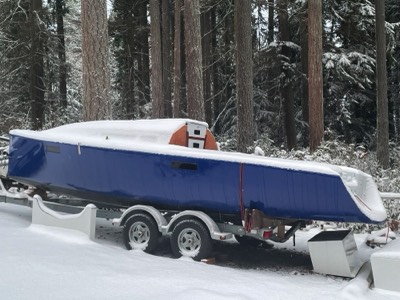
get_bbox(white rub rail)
[380,192,400,201]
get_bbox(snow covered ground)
[0,202,399,300]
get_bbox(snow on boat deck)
[10,119,341,176]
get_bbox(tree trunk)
[184,0,204,121]
[216,4,234,132]
[55,0,67,108]
[173,0,182,118]
[235,0,254,153]
[150,0,164,118]
[300,4,309,146]
[211,7,221,133]
[180,13,187,116]
[30,0,45,130]
[308,0,324,152]
[396,29,400,143]
[162,0,172,117]
[268,0,274,44]
[278,0,296,150]
[202,9,213,126]
[81,0,110,121]
[122,0,135,119]
[136,0,150,114]
[375,0,389,168]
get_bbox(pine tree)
[162,0,172,117]
[55,0,67,108]
[211,1,235,134]
[278,0,296,150]
[81,0,110,121]
[184,0,204,121]
[235,0,254,153]
[135,0,150,114]
[110,0,136,119]
[0,0,32,132]
[387,0,400,142]
[308,0,323,152]
[202,7,213,126]
[299,1,308,146]
[150,0,164,118]
[375,0,389,168]
[173,0,182,118]
[30,0,45,130]
[268,0,275,44]
[323,0,376,144]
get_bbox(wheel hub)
[178,229,201,254]
[130,222,150,245]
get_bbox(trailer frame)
[1,177,291,260]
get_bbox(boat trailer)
[1,176,301,261]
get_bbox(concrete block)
[371,238,400,292]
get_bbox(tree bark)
[30,0,45,130]
[308,0,324,152]
[55,0,67,108]
[300,3,309,145]
[111,0,137,118]
[81,0,110,121]
[150,0,164,118]
[268,0,274,44]
[136,0,150,114]
[278,0,296,150]
[122,0,135,119]
[213,4,234,133]
[184,0,204,121]
[162,0,172,117]
[173,0,182,118]
[235,0,254,153]
[180,12,187,116]
[375,0,389,168]
[202,9,213,126]
[211,7,222,133]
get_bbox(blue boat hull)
[7,135,379,223]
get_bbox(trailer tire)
[170,219,212,261]
[123,213,160,253]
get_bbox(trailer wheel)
[235,235,262,247]
[170,219,212,261]
[123,213,160,253]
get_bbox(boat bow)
[330,165,387,223]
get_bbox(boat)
[5,119,387,224]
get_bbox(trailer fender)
[113,205,168,232]
[164,210,233,241]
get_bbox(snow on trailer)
[2,119,388,261]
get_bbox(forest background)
[1,0,400,227]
